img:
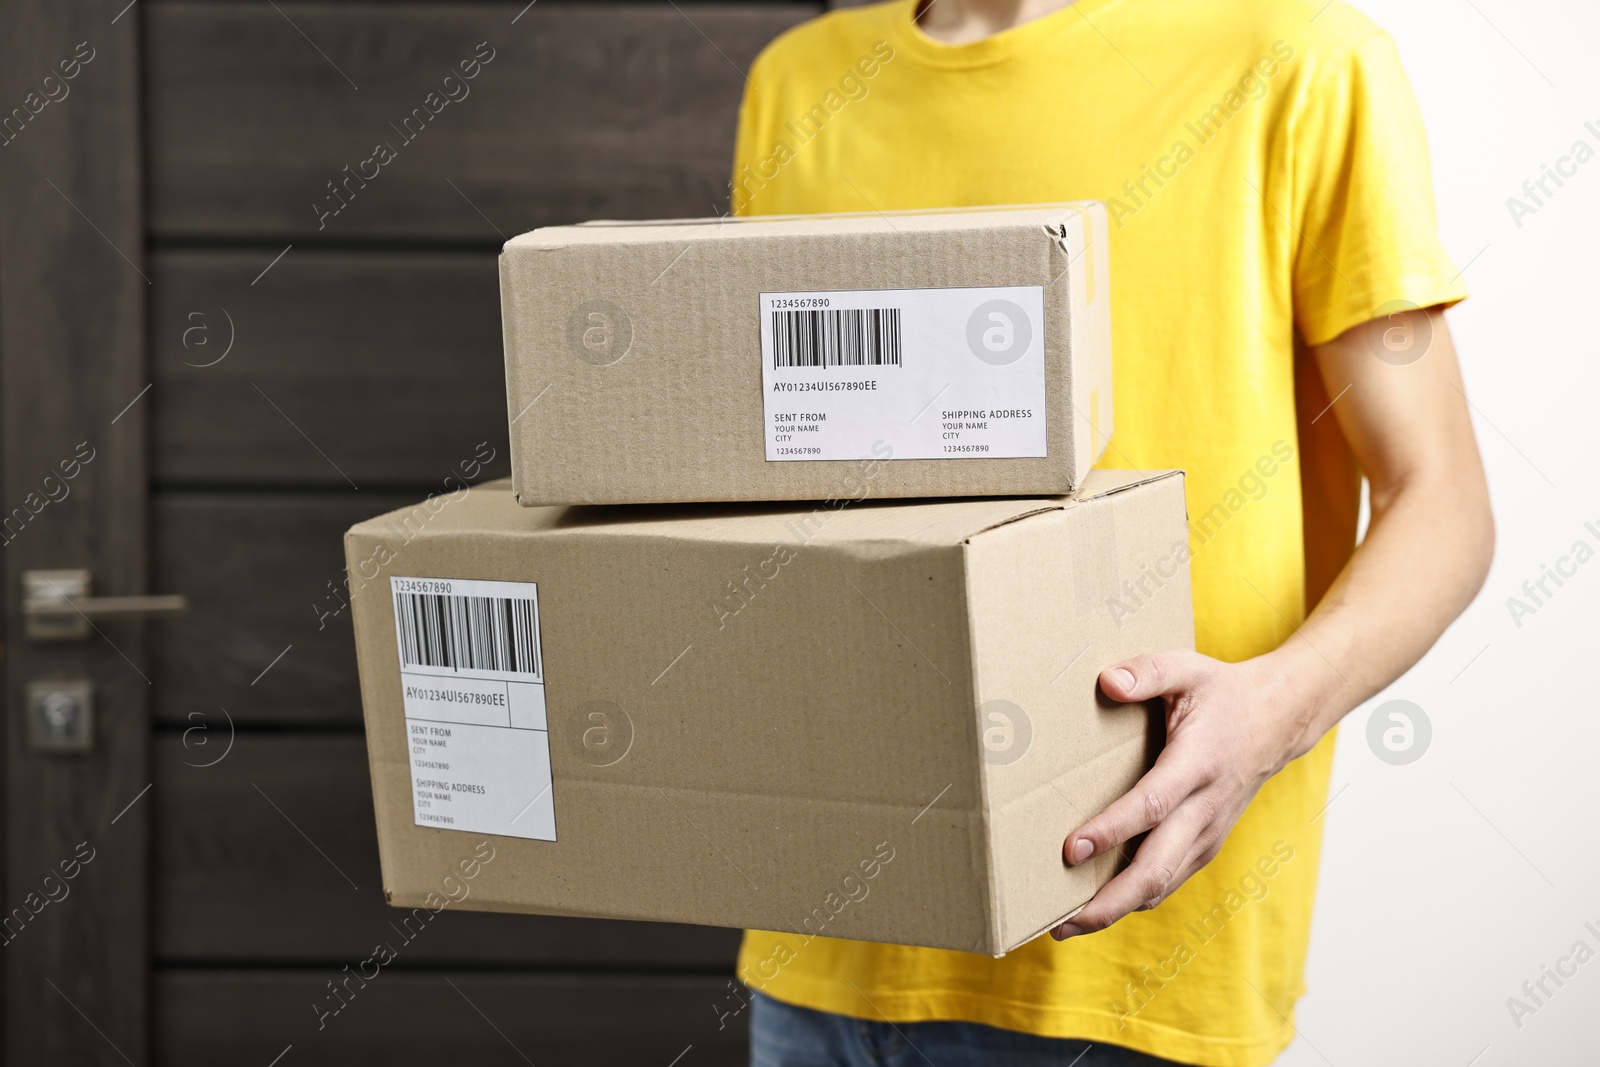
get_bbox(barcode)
[394,591,541,678]
[771,308,902,368]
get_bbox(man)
[730,0,1494,1063]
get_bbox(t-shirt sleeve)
[1290,31,1466,347]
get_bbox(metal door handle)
[21,569,188,640]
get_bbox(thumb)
[1099,650,1202,703]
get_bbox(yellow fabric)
[731,1,1466,1064]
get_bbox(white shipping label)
[390,576,556,842]
[760,286,1048,461]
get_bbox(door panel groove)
[146,3,816,240]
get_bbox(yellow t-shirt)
[731,2,1466,1064]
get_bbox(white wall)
[1282,2,1600,1064]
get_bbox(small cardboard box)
[499,204,1111,507]
[346,468,1192,956]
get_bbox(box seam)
[960,539,1005,957]
[497,251,530,505]
[345,528,401,906]
[1045,216,1079,492]
[1077,468,1185,501]
[962,503,1065,542]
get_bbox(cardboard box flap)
[345,481,567,543]
[1072,468,1185,501]
[505,203,1107,251]
[351,481,1083,551]
[955,470,1185,541]
[962,504,1066,541]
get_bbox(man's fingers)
[1099,649,1203,703]
[1064,753,1203,865]
[1052,802,1211,938]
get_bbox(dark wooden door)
[2,1,151,1063]
[2,2,816,1062]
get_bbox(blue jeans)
[750,991,1191,1066]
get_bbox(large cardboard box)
[500,204,1112,507]
[346,469,1192,956]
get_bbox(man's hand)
[1051,650,1309,938]
[1051,306,1494,941]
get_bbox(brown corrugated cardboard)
[345,468,1191,956]
[500,204,1112,507]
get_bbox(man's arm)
[1051,305,1494,939]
